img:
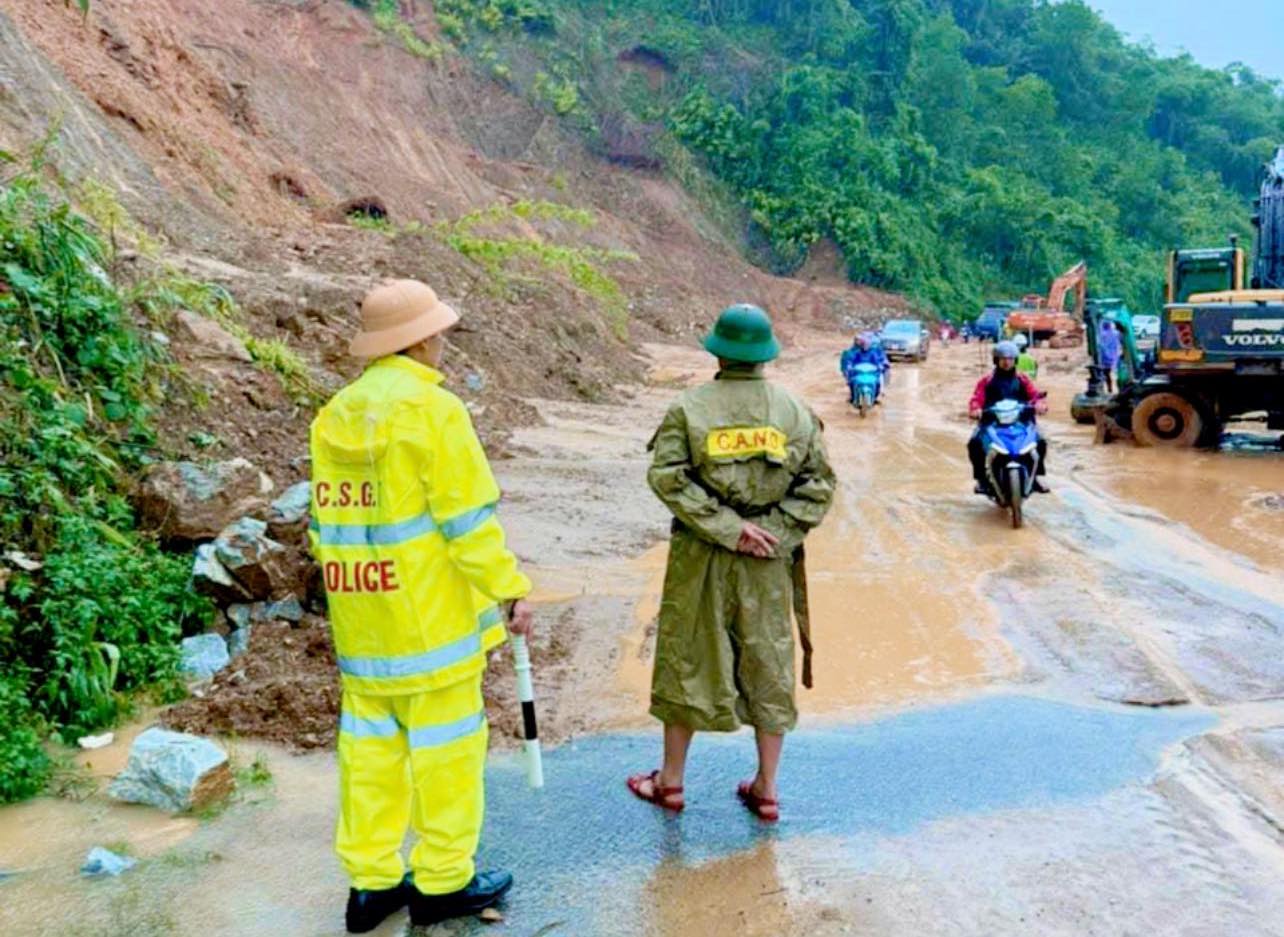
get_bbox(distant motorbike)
[980,399,1042,528]
[848,363,882,417]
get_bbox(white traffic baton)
[510,634,544,789]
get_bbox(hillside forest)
[413,0,1284,315]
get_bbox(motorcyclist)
[839,333,890,405]
[967,340,1049,495]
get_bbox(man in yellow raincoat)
[627,304,835,822]
[309,279,533,933]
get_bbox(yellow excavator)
[1087,147,1284,446]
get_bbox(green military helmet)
[702,303,781,363]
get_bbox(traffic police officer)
[310,279,533,932]
[627,304,835,821]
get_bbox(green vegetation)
[371,0,445,61]
[439,200,637,336]
[0,151,216,803]
[414,0,1284,318]
[136,275,322,405]
[434,0,556,39]
[235,750,274,788]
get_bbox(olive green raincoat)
[646,365,835,734]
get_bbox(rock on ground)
[181,633,231,680]
[135,458,269,545]
[213,517,291,598]
[268,481,311,528]
[107,727,234,814]
[192,542,253,605]
[80,847,137,877]
[173,309,252,362]
[227,625,252,659]
[227,596,304,629]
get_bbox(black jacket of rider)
[983,369,1032,409]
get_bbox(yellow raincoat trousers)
[309,355,530,894]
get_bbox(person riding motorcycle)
[839,333,890,405]
[967,340,1049,494]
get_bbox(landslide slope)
[0,0,906,475]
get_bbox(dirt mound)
[162,614,575,752]
[164,618,340,751]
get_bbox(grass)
[75,177,162,259]
[439,199,637,337]
[372,0,445,62]
[157,846,223,870]
[47,753,99,802]
[66,880,179,937]
[133,274,324,405]
[236,751,273,788]
[193,746,274,820]
[347,213,395,234]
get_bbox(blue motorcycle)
[981,399,1042,528]
[848,363,882,417]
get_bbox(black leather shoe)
[345,874,409,934]
[409,870,514,926]
[1032,479,1051,494]
[973,482,988,495]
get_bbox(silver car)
[880,318,930,362]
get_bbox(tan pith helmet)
[349,279,460,358]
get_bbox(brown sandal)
[736,780,779,822]
[626,770,684,812]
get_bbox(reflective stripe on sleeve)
[407,711,485,749]
[338,712,400,738]
[311,513,436,547]
[439,504,496,541]
[337,607,503,682]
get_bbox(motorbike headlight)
[1018,442,1037,455]
[988,443,1006,456]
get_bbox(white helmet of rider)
[1012,333,1029,350]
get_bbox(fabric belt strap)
[792,544,813,690]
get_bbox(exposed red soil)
[0,0,914,751]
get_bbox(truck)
[973,300,1017,341]
[1081,147,1284,446]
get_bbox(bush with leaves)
[0,150,214,798]
[0,670,51,804]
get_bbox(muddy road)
[3,336,1284,936]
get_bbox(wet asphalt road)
[2,340,1283,936]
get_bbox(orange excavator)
[1006,261,1087,347]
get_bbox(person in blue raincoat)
[1098,320,1122,393]
[839,333,890,404]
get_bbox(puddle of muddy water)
[0,696,1211,937]
[1075,447,1284,577]
[473,694,1212,937]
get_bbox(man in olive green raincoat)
[626,304,835,822]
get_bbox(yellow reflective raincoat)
[309,354,530,893]
[310,355,529,694]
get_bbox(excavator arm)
[1047,261,1087,316]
